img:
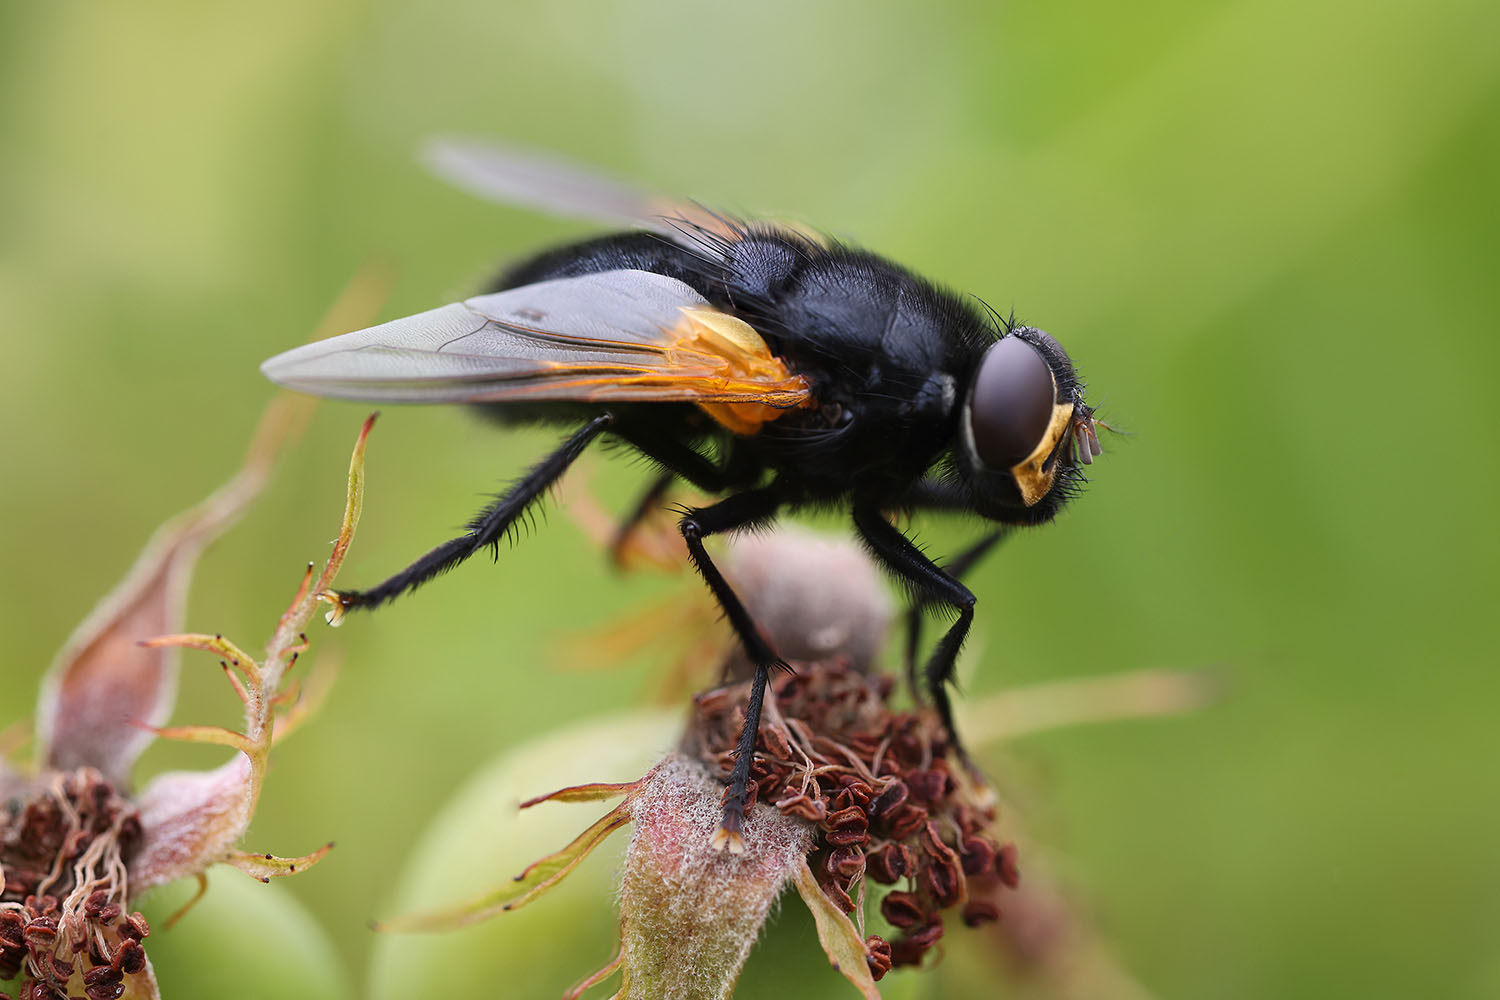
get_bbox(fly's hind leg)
[676,488,787,851]
[605,424,738,570]
[607,471,675,569]
[329,414,614,616]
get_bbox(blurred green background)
[3,0,1496,997]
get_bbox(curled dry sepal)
[0,404,374,1000]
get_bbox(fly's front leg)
[886,477,1012,709]
[677,487,786,851]
[902,529,1008,701]
[853,506,980,767]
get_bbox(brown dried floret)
[962,899,1002,927]
[997,841,1022,889]
[880,890,926,930]
[682,659,1023,970]
[865,934,893,980]
[866,841,912,884]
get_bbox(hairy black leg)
[903,529,1009,700]
[604,427,740,568]
[678,488,786,851]
[608,471,674,569]
[331,414,614,614]
[611,424,732,494]
[853,507,978,762]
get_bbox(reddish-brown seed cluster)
[683,663,1020,976]
[0,768,150,1000]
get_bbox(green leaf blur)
[2,1,1494,997]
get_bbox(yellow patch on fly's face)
[1009,402,1075,506]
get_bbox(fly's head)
[955,327,1101,525]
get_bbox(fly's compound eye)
[967,336,1057,470]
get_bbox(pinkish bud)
[618,754,815,997]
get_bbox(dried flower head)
[1,406,374,1000]
[375,515,1217,998]
[682,659,1013,975]
[376,530,1003,997]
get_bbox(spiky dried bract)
[616,754,815,1000]
[130,413,374,892]
[375,799,635,934]
[2,412,375,1000]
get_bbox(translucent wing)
[260,269,811,431]
[422,136,748,261]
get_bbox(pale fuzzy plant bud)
[617,754,815,1000]
[720,526,894,680]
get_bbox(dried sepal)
[137,633,260,674]
[160,873,208,931]
[312,414,374,600]
[790,858,882,998]
[520,780,642,808]
[315,413,376,629]
[959,667,1220,746]
[224,843,335,883]
[145,724,258,755]
[497,807,633,914]
[562,945,626,1000]
[375,801,634,933]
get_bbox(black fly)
[261,139,1103,850]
